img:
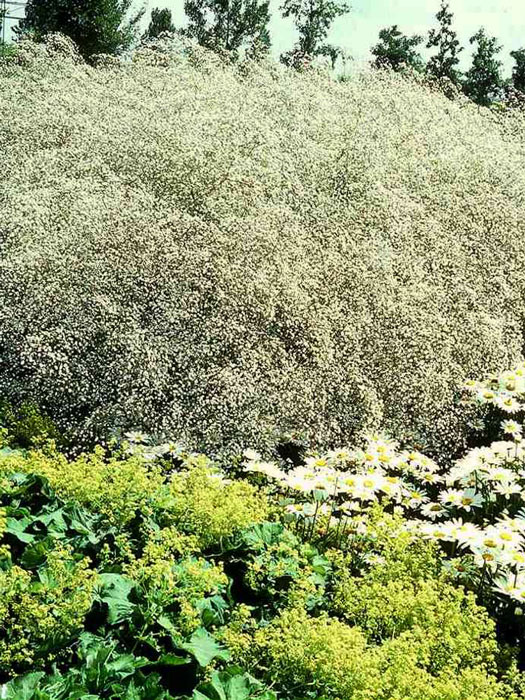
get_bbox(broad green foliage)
[464,28,504,106]
[0,449,268,692]
[426,1,463,86]
[371,24,424,72]
[124,554,229,636]
[0,447,268,539]
[2,37,525,459]
[15,0,144,59]
[231,522,332,610]
[193,667,277,700]
[0,447,166,527]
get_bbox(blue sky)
[4,0,524,76]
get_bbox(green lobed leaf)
[94,573,136,624]
[180,629,230,668]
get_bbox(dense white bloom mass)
[1,35,525,454]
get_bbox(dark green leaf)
[156,653,192,666]
[3,672,45,699]
[6,516,35,543]
[180,628,230,667]
[94,573,136,624]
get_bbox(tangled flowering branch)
[1,36,525,458]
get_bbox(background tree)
[510,48,525,93]
[183,0,271,57]
[279,0,350,69]
[14,0,144,59]
[371,25,424,72]
[143,7,175,40]
[426,1,463,85]
[463,28,504,106]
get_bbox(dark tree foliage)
[371,24,424,72]
[463,28,504,106]
[183,0,271,58]
[426,1,463,85]
[510,47,525,93]
[279,0,349,69]
[143,7,175,40]
[14,0,144,59]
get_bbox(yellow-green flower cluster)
[0,546,96,676]
[0,447,165,527]
[167,465,269,548]
[225,606,515,700]
[0,506,9,561]
[125,552,228,637]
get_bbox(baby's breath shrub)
[2,36,525,457]
[166,467,269,548]
[0,546,95,677]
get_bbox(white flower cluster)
[463,361,525,415]
[243,421,525,604]
[1,36,525,456]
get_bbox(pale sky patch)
[3,0,524,76]
[139,0,525,75]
